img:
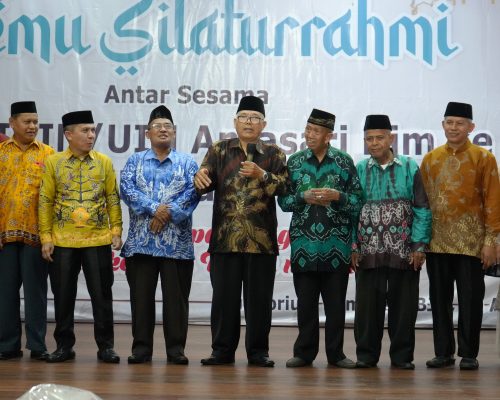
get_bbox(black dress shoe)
[0,350,23,360]
[47,348,75,363]
[391,361,415,370]
[426,356,455,368]
[167,354,189,365]
[331,358,357,369]
[97,348,120,364]
[30,351,49,361]
[127,353,152,364]
[248,356,275,367]
[286,357,311,368]
[459,358,479,370]
[200,355,235,365]
[355,360,377,368]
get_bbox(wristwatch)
[261,171,269,182]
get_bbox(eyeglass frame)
[149,122,174,130]
[235,113,265,124]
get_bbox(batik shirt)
[39,148,122,248]
[198,138,287,255]
[355,155,432,270]
[0,138,54,246]
[120,149,200,259]
[278,146,363,273]
[421,139,500,258]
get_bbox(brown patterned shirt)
[199,138,287,255]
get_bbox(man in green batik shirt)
[278,108,363,368]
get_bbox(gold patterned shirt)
[421,139,500,258]
[39,148,122,248]
[198,138,288,255]
[0,138,55,246]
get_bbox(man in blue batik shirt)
[120,105,200,365]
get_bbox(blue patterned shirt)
[120,149,200,259]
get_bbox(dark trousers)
[125,254,193,357]
[354,267,419,364]
[49,245,114,351]
[293,271,349,363]
[426,253,485,359]
[0,243,48,352]
[209,253,276,360]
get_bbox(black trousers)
[209,253,276,360]
[292,271,349,364]
[354,267,419,364]
[125,254,193,357]
[49,246,114,351]
[0,243,48,352]
[426,253,485,359]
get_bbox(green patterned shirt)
[278,146,363,272]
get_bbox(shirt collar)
[144,148,176,161]
[63,147,95,160]
[229,138,265,155]
[6,137,41,150]
[367,153,402,169]
[305,144,336,160]
[445,138,471,154]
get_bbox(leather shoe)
[97,348,120,364]
[47,348,75,363]
[331,357,356,369]
[356,360,377,368]
[459,358,479,370]
[201,355,235,366]
[391,361,415,370]
[127,353,152,364]
[426,356,455,368]
[0,350,23,360]
[248,356,275,367]
[30,351,49,361]
[167,354,189,365]
[286,357,311,368]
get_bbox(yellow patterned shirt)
[39,148,122,248]
[0,138,55,246]
[421,139,500,258]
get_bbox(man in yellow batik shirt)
[0,101,54,361]
[421,102,500,371]
[39,110,123,364]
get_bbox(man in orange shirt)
[421,102,500,370]
[0,101,54,361]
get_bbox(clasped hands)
[304,188,340,206]
[150,204,171,234]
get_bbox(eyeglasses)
[236,115,263,124]
[150,123,174,130]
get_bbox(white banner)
[1,0,498,326]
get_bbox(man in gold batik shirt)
[39,110,123,364]
[0,101,54,362]
[421,102,500,371]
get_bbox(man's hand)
[409,251,426,271]
[150,217,165,234]
[154,204,171,225]
[111,235,122,250]
[239,161,265,180]
[481,245,496,269]
[42,242,54,262]
[351,253,360,272]
[303,188,339,206]
[194,168,212,190]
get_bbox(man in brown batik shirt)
[194,96,287,367]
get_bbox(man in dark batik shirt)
[278,109,363,368]
[194,96,287,367]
